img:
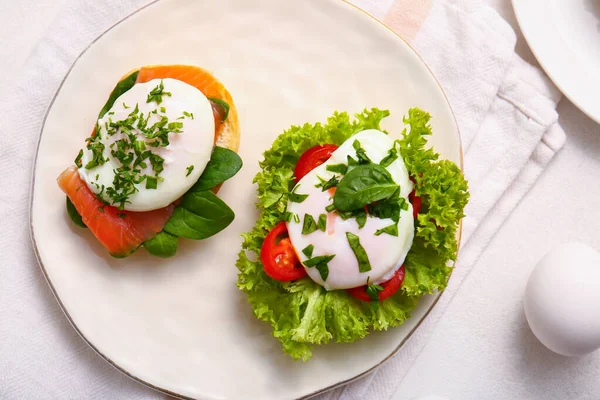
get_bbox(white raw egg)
[524,242,600,356]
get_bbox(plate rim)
[512,0,600,124]
[28,0,464,399]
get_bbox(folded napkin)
[319,1,566,400]
[0,0,565,399]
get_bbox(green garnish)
[146,80,172,105]
[183,111,194,120]
[302,244,314,258]
[346,232,371,272]
[123,102,130,109]
[293,214,301,223]
[315,175,339,191]
[317,214,327,232]
[74,149,84,168]
[326,163,348,175]
[352,140,372,165]
[380,141,400,168]
[303,254,335,268]
[325,204,336,212]
[97,206,105,213]
[333,164,398,212]
[288,187,309,203]
[207,98,230,122]
[145,176,158,189]
[315,263,329,281]
[160,106,166,113]
[302,214,318,234]
[375,223,399,237]
[282,211,293,222]
[355,209,367,229]
[186,165,194,177]
[117,213,127,218]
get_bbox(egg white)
[286,129,414,290]
[78,78,215,212]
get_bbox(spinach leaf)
[346,232,371,272]
[207,98,230,122]
[144,231,178,258]
[333,164,399,211]
[304,254,336,268]
[189,146,243,191]
[302,244,314,258]
[164,190,235,239]
[317,214,327,232]
[315,263,329,281]
[66,197,86,228]
[98,70,139,119]
[374,223,399,237]
[302,214,318,235]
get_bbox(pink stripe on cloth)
[383,0,432,42]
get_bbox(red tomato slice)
[294,144,339,182]
[409,189,421,219]
[260,222,307,281]
[347,265,406,302]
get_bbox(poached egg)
[78,78,215,212]
[286,129,414,290]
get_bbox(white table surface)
[2,1,599,399]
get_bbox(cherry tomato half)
[261,222,307,281]
[409,190,421,219]
[346,265,406,302]
[294,144,339,182]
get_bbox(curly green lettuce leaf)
[237,108,468,360]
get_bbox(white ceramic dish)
[512,0,600,124]
[30,0,462,399]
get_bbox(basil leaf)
[66,197,86,228]
[346,232,371,272]
[144,231,178,258]
[333,164,399,212]
[354,209,367,229]
[304,254,335,268]
[189,146,243,191]
[302,244,314,258]
[368,188,406,223]
[164,190,235,239]
[352,140,372,165]
[302,214,318,235]
[380,148,398,168]
[326,163,348,175]
[374,223,399,237]
[207,98,230,122]
[317,214,327,232]
[315,175,339,191]
[315,263,329,281]
[366,284,383,301]
[289,192,309,203]
[98,70,139,119]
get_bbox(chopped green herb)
[288,190,309,203]
[303,254,335,268]
[117,213,127,218]
[355,209,367,229]
[160,106,166,113]
[325,203,336,213]
[352,140,372,165]
[366,283,384,305]
[347,155,358,166]
[326,163,348,175]
[186,165,194,177]
[346,232,371,272]
[302,244,314,258]
[207,98,230,122]
[282,211,293,222]
[315,263,329,281]
[122,102,130,109]
[317,214,327,232]
[146,80,172,105]
[375,223,399,236]
[380,141,400,168]
[84,141,106,170]
[183,111,194,120]
[74,149,84,168]
[98,206,105,213]
[146,176,158,189]
[293,214,301,223]
[315,175,339,191]
[302,214,318,235]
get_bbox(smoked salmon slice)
[58,166,174,257]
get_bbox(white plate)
[30,0,462,399]
[513,0,600,123]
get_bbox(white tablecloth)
[1,1,599,400]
